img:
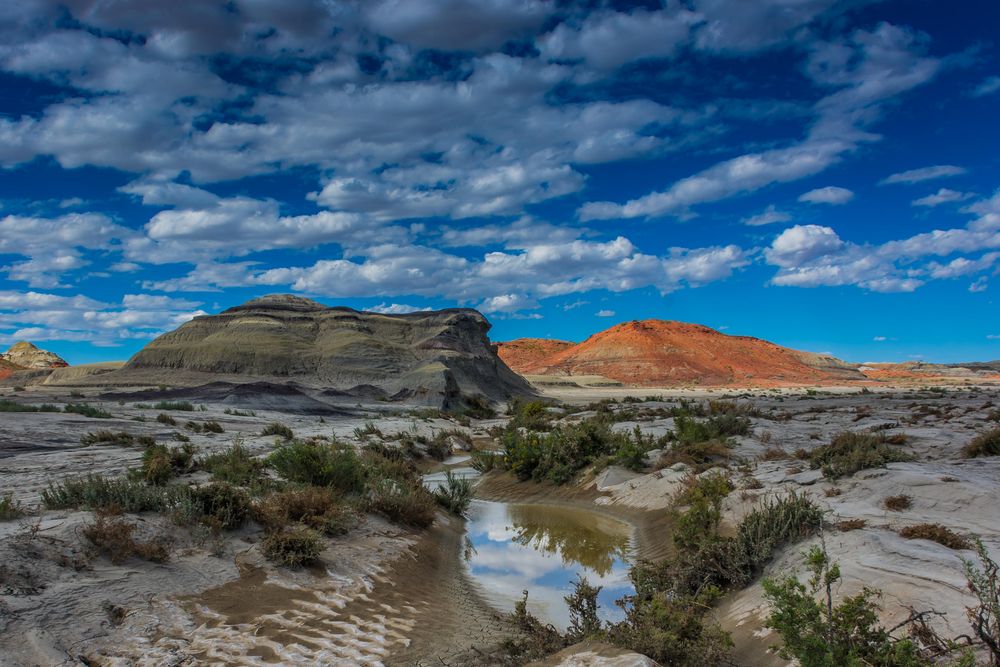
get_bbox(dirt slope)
[502,320,864,387]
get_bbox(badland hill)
[498,319,864,387]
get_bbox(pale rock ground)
[561,386,1000,666]
[2,383,1000,665]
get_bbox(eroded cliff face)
[112,295,532,405]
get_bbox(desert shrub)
[763,545,935,667]
[470,449,500,473]
[809,432,915,479]
[41,475,188,513]
[716,492,824,588]
[498,590,570,662]
[604,582,734,666]
[884,494,912,511]
[961,427,1000,458]
[508,398,555,431]
[184,420,203,433]
[962,539,1000,666]
[673,472,732,550]
[433,471,474,515]
[268,440,364,493]
[262,526,324,566]
[254,486,360,536]
[899,523,970,550]
[0,493,25,520]
[202,421,224,434]
[138,443,196,485]
[81,430,135,446]
[82,512,170,564]
[500,418,662,484]
[63,403,113,419]
[353,422,384,441]
[156,412,177,425]
[455,393,496,420]
[987,409,1000,422]
[367,477,437,527]
[199,441,267,486]
[188,483,250,530]
[261,422,294,439]
[0,399,61,412]
[224,408,256,417]
[153,400,194,411]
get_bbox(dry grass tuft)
[898,523,970,550]
[82,512,171,564]
[836,518,866,531]
[883,494,912,511]
[961,427,1000,459]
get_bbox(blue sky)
[1,0,999,365]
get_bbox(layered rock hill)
[1,342,68,370]
[97,295,532,406]
[500,319,865,387]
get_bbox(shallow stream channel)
[424,468,638,631]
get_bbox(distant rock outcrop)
[1,342,68,370]
[95,294,532,406]
[501,319,865,387]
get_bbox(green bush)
[262,526,323,567]
[81,430,135,446]
[500,418,662,484]
[809,432,915,478]
[367,478,437,527]
[188,483,250,530]
[199,441,267,486]
[138,443,196,485]
[0,493,25,520]
[268,440,364,493]
[41,475,188,513]
[508,398,556,431]
[261,422,294,439]
[470,449,500,473]
[64,403,113,418]
[961,427,1000,458]
[763,545,933,667]
[433,470,473,515]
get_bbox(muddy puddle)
[462,499,636,630]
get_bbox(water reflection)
[463,500,635,630]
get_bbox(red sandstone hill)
[499,320,865,387]
[495,338,575,371]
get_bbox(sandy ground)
[3,383,1000,665]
